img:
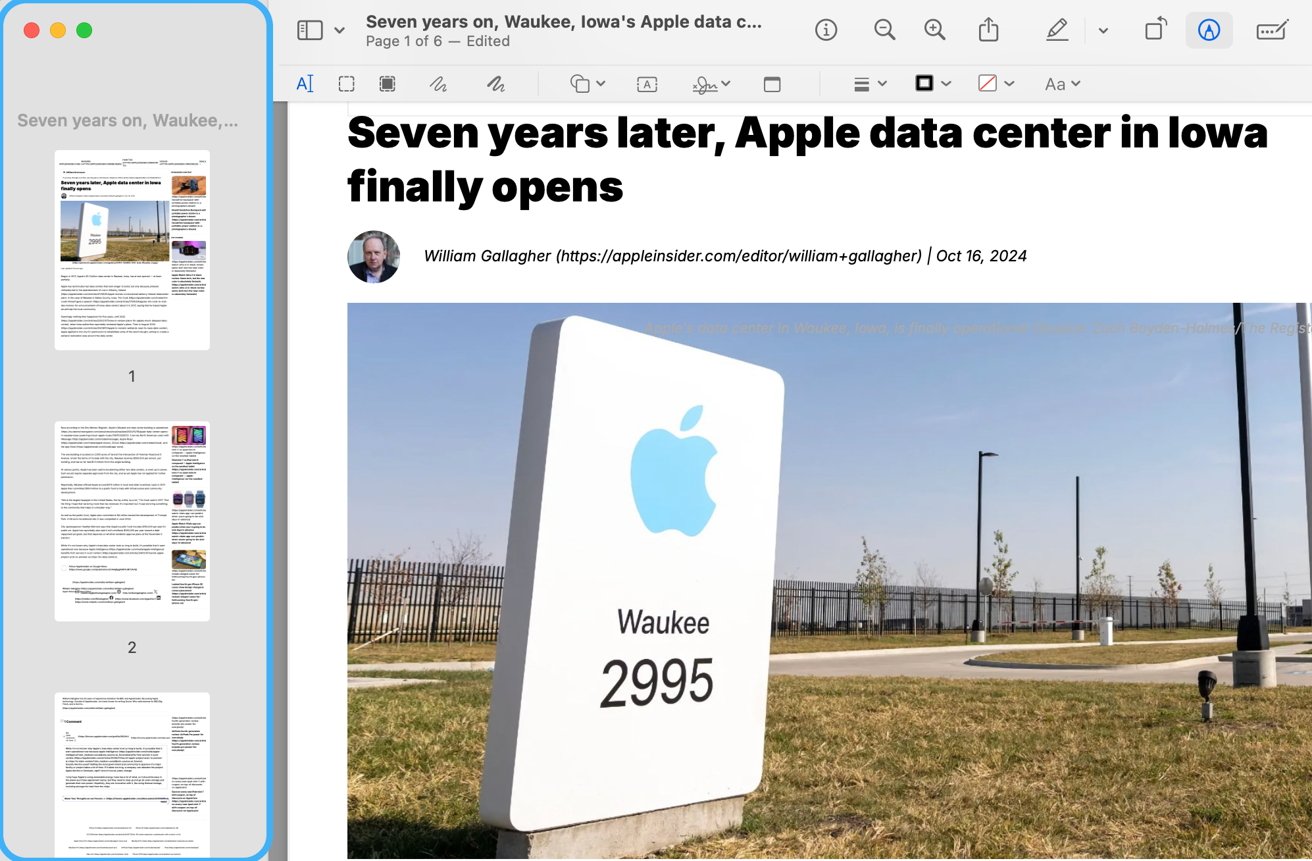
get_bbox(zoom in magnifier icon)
[924,18,945,39]
[874,18,896,39]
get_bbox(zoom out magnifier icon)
[874,18,895,39]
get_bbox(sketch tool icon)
[1047,18,1069,41]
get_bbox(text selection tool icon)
[1256,19,1288,40]
[979,17,999,41]
[924,18,945,40]
[570,74,590,93]
[1047,18,1069,41]
[1145,16,1167,39]
[874,18,896,39]
[815,18,837,41]
[296,19,323,40]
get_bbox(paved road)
[346,634,1312,689]
[769,633,1312,686]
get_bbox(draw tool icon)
[1047,18,1069,41]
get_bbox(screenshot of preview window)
[4,2,1312,860]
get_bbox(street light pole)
[971,451,998,644]
[1232,303,1274,687]
[1297,303,1312,612]
[1074,476,1084,641]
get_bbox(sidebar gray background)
[3,5,271,857]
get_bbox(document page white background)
[286,101,1311,858]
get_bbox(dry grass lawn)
[60,236,169,262]
[348,641,497,664]
[347,628,1248,665]
[347,673,1312,858]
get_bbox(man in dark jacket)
[350,234,397,282]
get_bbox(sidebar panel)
[2,4,270,858]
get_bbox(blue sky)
[349,303,1311,604]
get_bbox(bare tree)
[1204,563,1224,628]
[433,530,492,568]
[855,537,893,636]
[1157,560,1182,628]
[1031,574,1045,628]
[988,530,1018,628]
[430,531,494,637]
[1084,546,1120,618]
[353,547,415,639]
[775,569,803,634]
[914,561,940,635]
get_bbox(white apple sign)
[481,317,785,833]
[76,203,109,260]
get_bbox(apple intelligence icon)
[630,405,717,536]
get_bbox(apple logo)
[90,213,102,226]
[631,405,717,536]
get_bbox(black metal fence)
[769,580,1286,636]
[347,559,504,644]
[346,559,1288,643]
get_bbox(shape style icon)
[631,405,717,536]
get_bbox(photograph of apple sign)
[631,404,717,536]
[481,316,785,833]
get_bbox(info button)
[1186,12,1233,48]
